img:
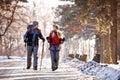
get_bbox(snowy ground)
[63,57,120,80]
[0,56,97,80]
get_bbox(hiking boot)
[55,60,59,69]
[26,66,30,69]
[55,66,58,70]
[33,66,37,70]
[55,62,58,70]
[52,68,56,71]
[52,66,58,71]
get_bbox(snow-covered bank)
[63,57,120,80]
[0,56,26,61]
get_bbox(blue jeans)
[50,50,59,70]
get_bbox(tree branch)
[0,1,18,36]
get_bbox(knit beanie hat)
[33,21,39,27]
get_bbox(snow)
[0,56,83,80]
[0,56,26,62]
[1,56,120,80]
[63,57,120,80]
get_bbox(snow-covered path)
[0,58,95,80]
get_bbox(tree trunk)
[110,0,118,64]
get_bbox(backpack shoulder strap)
[36,28,41,34]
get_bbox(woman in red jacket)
[47,24,65,71]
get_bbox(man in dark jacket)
[47,24,65,71]
[24,21,45,70]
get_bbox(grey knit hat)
[33,21,39,27]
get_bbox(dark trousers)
[50,50,59,70]
[27,45,38,67]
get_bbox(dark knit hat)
[33,21,39,27]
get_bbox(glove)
[46,37,49,40]
[43,39,45,42]
[24,39,27,43]
[62,37,65,41]
[46,37,51,43]
[60,37,65,44]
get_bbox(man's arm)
[39,31,45,42]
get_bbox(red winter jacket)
[49,31,62,45]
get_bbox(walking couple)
[24,21,65,71]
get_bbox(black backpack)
[27,25,33,30]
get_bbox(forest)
[0,0,120,63]
[0,0,120,80]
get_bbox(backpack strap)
[32,29,36,46]
[36,28,41,34]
